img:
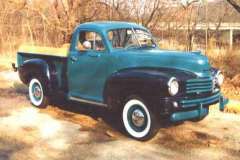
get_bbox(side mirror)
[83,41,91,50]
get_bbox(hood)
[116,49,211,77]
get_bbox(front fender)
[103,67,197,111]
[103,68,193,107]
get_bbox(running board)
[69,96,108,107]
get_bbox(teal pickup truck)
[13,21,228,140]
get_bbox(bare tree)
[226,0,240,13]
[212,1,230,48]
[180,0,202,51]
[1,0,239,54]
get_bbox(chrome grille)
[186,77,213,94]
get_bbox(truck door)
[67,30,111,103]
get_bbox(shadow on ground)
[0,136,33,160]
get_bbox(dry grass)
[0,54,16,71]
[206,48,240,101]
[208,48,240,78]
[225,100,240,114]
[159,39,186,51]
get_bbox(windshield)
[108,28,157,49]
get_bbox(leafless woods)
[0,0,239,54]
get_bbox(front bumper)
[180,91,221,108]
[160,91,228,122]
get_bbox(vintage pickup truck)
[13,21,228,140]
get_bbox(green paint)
[219,95,229,111]
[170,106,209,122]
[17,22,228,123]
[67,22,211,102]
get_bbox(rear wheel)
[29,77,49,108]
[122,97,158,141]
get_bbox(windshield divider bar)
[131,27,141,47]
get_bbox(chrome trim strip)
[69,96,108,107]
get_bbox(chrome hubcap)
[33,86,41,98]
[132,109,145,127]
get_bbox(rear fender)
[18,58,50,83]
[18,58,59,95]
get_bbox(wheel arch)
[18,58,57,94]
[103,68,171,110]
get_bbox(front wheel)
[28,77,49,108]
[122,97,158,141]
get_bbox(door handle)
[70,56,78,62]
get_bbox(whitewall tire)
[29,77,49,108]
[122,98,158,140]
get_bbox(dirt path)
[0,70,240,160]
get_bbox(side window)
[77,31,105,51]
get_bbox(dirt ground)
[0,69,240,160]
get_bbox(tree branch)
[226,0,240,13]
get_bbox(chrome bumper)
[180,92,221,108]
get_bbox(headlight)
[216,71,224,86]
[168,77,179,96]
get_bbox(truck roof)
[77,21,147,31]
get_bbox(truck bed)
[18,44,70,58]
[17,45,69,92]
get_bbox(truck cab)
[15,21,228,140]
